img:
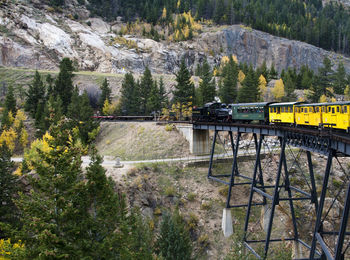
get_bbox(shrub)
[218,185,228,197]
[165,124,173,131]
[187,192,196,202]
[155,211,192,260]
[164,186,176,197]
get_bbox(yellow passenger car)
[321,101,350,132]
[269,102,303,124]
[295,103,322,127]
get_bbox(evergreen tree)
[46,74,54,94]
[156,210,192,260]
[299,65,314,90]
[17,121,153,259]
[25,71,46,118]
[140,67,153,115]
[213,0,225,24]
[198,59,216,106]
[17,121,90,258]
[120,73,140,115]
[314,57,334,101]
[54,58,74,113]
[147,80,161,113]
[237,65,260,102]
[4,85,16,116]
[173,59,195,106]
[269,63,278,80]
[256,61,269,82]
[0,143,19,238]
[158,77,169,108]
[67,89,98,144]
[283,73,296,101]
[98,78,111,112]
[334,62,346,94]
[219,57,238,104]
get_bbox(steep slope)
[1,1,350,74]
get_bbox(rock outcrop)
[1,1,350,74]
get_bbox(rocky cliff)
[1,1,350,74]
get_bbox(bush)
[164,186,176,197]
[187,192,196,202]
[156,211,192,260]
[165,124,174,131]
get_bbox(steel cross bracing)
[193,123,350,259]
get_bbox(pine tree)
[25,71,46,117]
[198,59,216,106]
[269,63,278,80]
[283,73,296,101]
[146,80,161,113]
[17,121,153,259]
[0,143,19,238]
[120,73,140,115]
[158,77,168,108]
[46,74,54,94]
[219,57,238,104]
[173,59,194,108]
[16,122,90,258]
[237,65,260,102]
[156,210,192,260]
[4,85,16,116]
[334,62,346,94]
[140,67,153,115]
[67,89,98,144]
[99,78,111,112]
[54,58,74,113]
[315,57,334,101]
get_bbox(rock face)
[220,26,350,73]
[1,1,350,74]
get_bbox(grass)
[95,122,189,160]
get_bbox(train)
[192,101,350,133]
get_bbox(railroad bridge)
[191,122,350,260]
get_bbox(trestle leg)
[309,151,334,259]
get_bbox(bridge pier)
[176,125,210,155]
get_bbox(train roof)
[269,102,304,107]
[318,101,350,106]
[229,102,274,107]
[295,101,350,106]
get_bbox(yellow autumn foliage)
[172,12,201,41]
[20,128,28,148]
[319,94,327,103]
[344,85,350,101]
[221,56,229,65]
[0,128,17,152]
[24,132,53,169]
[259,75,267,101]
[0,238,24,258]
[272,78,285,101]
[102,99,117,116]
[161,7,167,19]
[238,70,246,83]
[13,110,26,129]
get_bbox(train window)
[337,106,340,113]
[316,107,319,113]
[345,106,348,113]
[328,107,331,113]
[281,107,284,112]
[332,107,335,114]
[310,107,313,113]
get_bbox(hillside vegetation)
[50,0,350,55]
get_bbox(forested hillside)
[49,0,350,55]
